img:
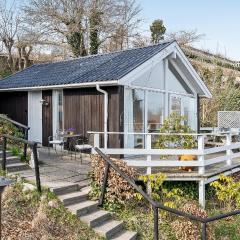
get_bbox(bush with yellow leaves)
[210,174,240,210]
[90,154,139,205]
[135,173,184,219]
[171,203,215,240]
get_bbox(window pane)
[182,96,196,130]
[133,89,145,133]
[124,88,145,148]
[148,91,164,132]
[170,95,181,116]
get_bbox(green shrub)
[0,114,24,149]
[155,113,196,150]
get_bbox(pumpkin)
[179,154,197,172]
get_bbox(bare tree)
[0,0,20,71]
[167,29,205,46]
[101,0,142,52]
[24,0,89,56]
[24,0,142,56]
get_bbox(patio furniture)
[48,129,66,158]
[74,135,92,163]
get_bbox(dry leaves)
[171,203,214,240]
[91,154,139,204]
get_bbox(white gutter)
[96,84,108,150]
[0,80,118,92]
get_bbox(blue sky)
[139,0,240,60]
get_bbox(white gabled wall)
[131,60,165,90]
[123,49,199,144]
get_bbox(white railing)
[88,131,240,175]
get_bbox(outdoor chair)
[48,129,66,158]
[74,135,92,164]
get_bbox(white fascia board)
[174,44,212,98]
[0,80,118,92]
[118,43,176,86]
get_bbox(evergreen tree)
[89,9,102,55]
[67,31,87,57]
[150,19,166,44]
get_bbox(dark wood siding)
[64,86,124,148]
[0,91,28,125]
[42,90,53,146]
[107,86,124,148]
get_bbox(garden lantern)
[0,177,12,240]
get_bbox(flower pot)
[178,154,197,172]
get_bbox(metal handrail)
[0,115,30,130]
[0,115,30,159]
[95,147,240,240]
[1,134,41,192]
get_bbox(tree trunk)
[22,46,33,69]
[17,47,23,71]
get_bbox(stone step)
[77,179,91,189]
[0,156,21,164]
[93,219,124,239]
[80,209,111,228]
[59,191,88,206]
[6,163,29,172]
[110,230,138,240]
[0,150,11,156]
[51,184,79,195]
[67,200,98,216]
[81,186,91,194]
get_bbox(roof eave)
[0,80,119,92]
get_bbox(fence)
[1,134,41,192]
[89,131,240,207]
[89,131,240,175]
[0,115,30,160]
[95,147,240,240]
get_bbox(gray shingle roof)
[0,41,173,89]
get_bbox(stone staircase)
[0,150,138,240]
[0,150,30,172]
[51,184,138,240]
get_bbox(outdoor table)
[62,134,83,151]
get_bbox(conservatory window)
[170,95,182,116]
[124,88,145,148]
[148,91,164,132]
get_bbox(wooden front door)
[42,90,53,146]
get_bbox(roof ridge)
[33,40,175,66]
[70,40,174,84]
[117,40,174,80]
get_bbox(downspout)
[96,85,108,149]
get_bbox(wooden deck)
[124,152,240,182]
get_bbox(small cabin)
[0,41,211,147]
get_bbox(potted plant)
[155,113,197,172]
[68,128,75,135]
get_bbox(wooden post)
[199,180,206,209]
[93,133,100,154]
[226,132,232,166]
[198,135,205,174]
[146,134,152,195]
[23,128,28,160]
